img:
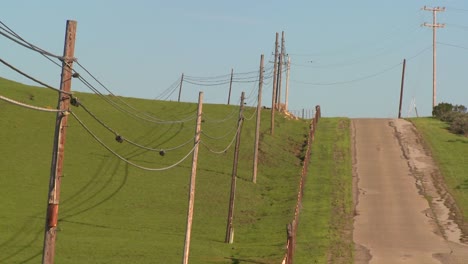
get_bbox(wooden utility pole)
[252,55,264,183]
[42,20,77,264]
[271,32,279,135]
[423,6,445,109]
[178,73,184,102]
[276,31,285,109]
[182,92,203,264]
[398,59,406,119]
[227,68,234,105]
[285,56,291,112]
[225,92,245,243]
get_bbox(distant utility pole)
[227,68,234,105]
[271,32,279,135]
[225,92,245,244]
[398,59,406,119]
[252,55,264,184]
[285,56,291,112]
[42,20,77,264]
[182,92,203,264]
[423,6,445,109]
[276,31,285,109]
[178,73,184,102]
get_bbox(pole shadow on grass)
[225,257,268,264]
[0,156,123,262]
[0,218,43,263]
[60,159,128,221]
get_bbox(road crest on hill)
[352,118,468,264]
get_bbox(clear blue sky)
[1,0,467,117]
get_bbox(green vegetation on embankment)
[410,118,468,222]
[295,118,354,263]
[0,77,313,263]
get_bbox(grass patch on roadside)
[0,77,310,263]
[409,117,468,220]
[295,118,354,263]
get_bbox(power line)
[183,79,231,86]
[437,42,468,50]
[75,61,198,124]
[289,28,425,69]
[0,57,73,95]
[0,21,64,60]
[76,74,196,124]
[70,111,198,171]
[200,122,240,154]
[203,107,238,123]
[0,95,64,112]
[79,102,195,152]
[154,77,182,100]
[243,107,258,121]
[201,124,237,140]
[445,6,468,12]
[289,46,431,86]
[291,62,402,86]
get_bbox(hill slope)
[0,77,311,263]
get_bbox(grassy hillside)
[410,118,468,230]
[295,118,353,263]
[0,77,311,263]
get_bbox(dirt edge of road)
[351,120,372,263]
[395,120,468,244]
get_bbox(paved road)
[352,119,468,264]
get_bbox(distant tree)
[433,102,468,136]
[432,102,453,118]
[453,104,467,114]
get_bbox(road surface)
[352,119,468,264]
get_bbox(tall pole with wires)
[252,55,264,183]
[225,92,245,243]
[271,32,279,135]
[42,20,77,264]
[182,92,203,264]
[285,56,291,112]
[178,73,184,102]
[276,31,285,110]
[227,68,234,105]
[423,6,445,110]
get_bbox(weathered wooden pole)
[276,31,285,109]
[182,92,203,264]
[178,73,184,102]
[271,32,279,135]
[398,59,406,119]
[42,20,77,264]
[225,92,245,243]
[227,68,234,105]
[252,55,264,183]
[285,56,291,111]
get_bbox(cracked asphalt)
[352,119,468,264]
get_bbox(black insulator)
[159,150,166,156]
[70,97,80,107]
[72,72,80,78]
[115,135,124,143]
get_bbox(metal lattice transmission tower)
[422,6,445,109]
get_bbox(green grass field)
[295,118,353,263]
[410,118,468,221]
[0,77,312,263]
